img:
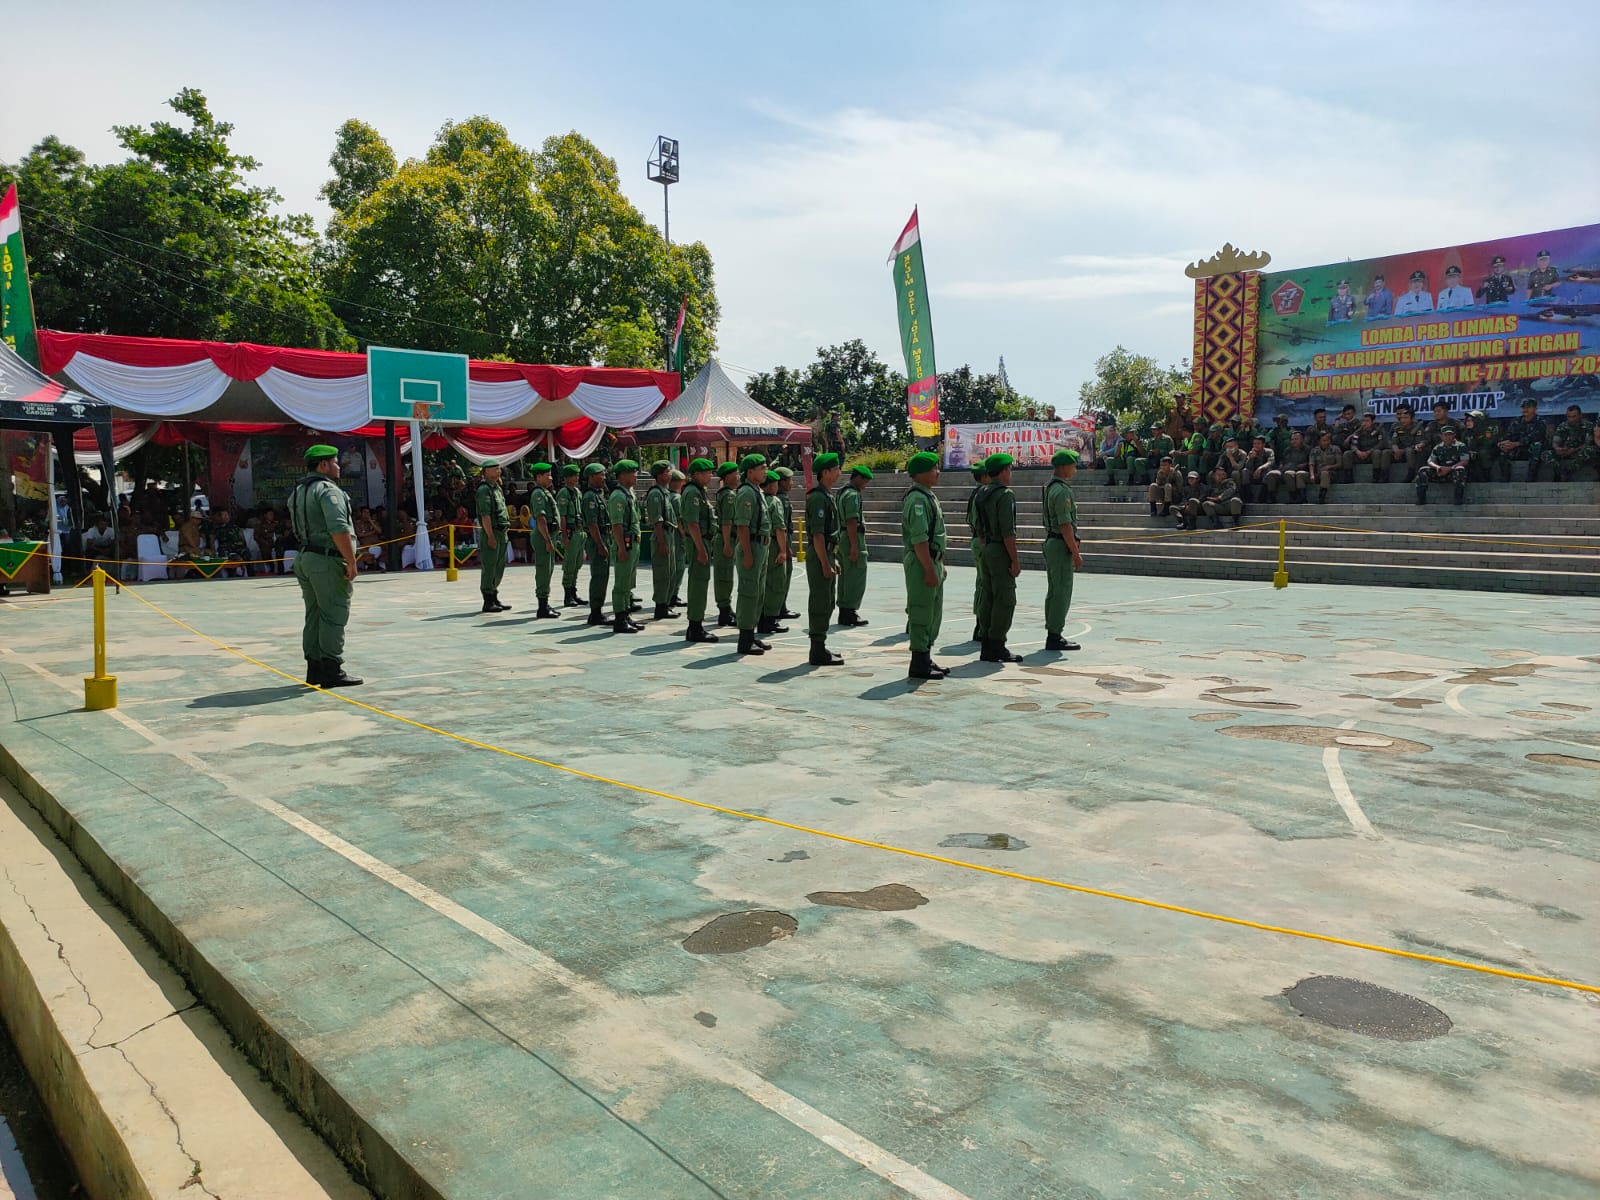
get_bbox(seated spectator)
[355,506,385,572]
[1202,467,1244,528]
[1350,413,1391,482]
[397,511,419,569]
[1147,456,1180,517]
[1309,430,1343,504]
[169,510,205,578]
[1552,405,1596,481]
[1416,427,1469,505]
[1496,399,1552,482]
[116,513,141,581]
[1109,429,1146,486]
[1463,411,1497,482]
[1218,437,1248,492]
[211,508,248,577]
[254,509,282,574]
[1241,436,1274,502]
[1389,405,1427,479]
[1096,425,1121,476]
[83,513,117,566]
[1265,431,1312,503]
[1175,470,1208,530]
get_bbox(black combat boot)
[612,613,638,633]
[1148,502,1158,516]
[536,600,559,619]
[737,629,764,655]
[759,615,789,635]
[781,606,800,620]
[972,625,982,642]
[838,608,868,627]
[992,641,1023,663]
[686,621,719,644]
[323,662,364,688]
[305,659,324,685]
[564,587,581,607]
[809,638,843,666]
[587,606,608,626]
[908,650,937,679]
[671,594,686,607]
[1045,633,1080,652]
[1453,482,1466,505]
[1317,487,1329,504]
[480,593,499,613]
[494,593,512,611]
[1232,514,1242,527]
[717,605,736,628]
[654,603,672,620]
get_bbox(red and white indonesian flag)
[887,209,921,263]
[670,295,687,369]
[0,185,19,242]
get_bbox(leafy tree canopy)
[1074,345,1191,432]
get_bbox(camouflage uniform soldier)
[289,445,362,687]
[804,453,845,666]
[607,460,644,632]
[1202,468,1244,527]
[580,463,611,625]
[1417,428,1469,505]
[712,462,740,627]
[475,461,511,613]
[1266,431,1312,502]
[1309,431,1343,504]
[900,451,950,680]
[1350,414,1391,482]
[679,459,719,643]
[837,465,871,626]
[1042,448,1083,653]
[644,461,679,620]
[1148,456,1180,516]
[975,452,1024,665]
[1176,471,1208,530]
[759,471,790,636]
[1526,249,1559,300]
[527,463,561,618]
[555,463,585,608]
[775,466,799,620]
[732,454,772,655]
[1552,405,1597,481]
[965,463,991,643]
[1496,400,1553,481]
[1388,406,1427,480]
[1463,412,1499,481]
[669,468,688,607]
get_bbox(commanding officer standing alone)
[580,463,611,625]
[555,463,585,609]
[901,450,949,680]
[527,463,561,618]
[289,444,362,687]
[678,459,719,643]
[475,460,511,613]
[607,460,644,632]
[645,461,679,621]
[1042,447,1083,653]
[965,461,991,643]
[805,453,845,666]
[975,452,1023,665]
[837,465,871,626]
[733,454,772,656]
[713,461,740,627]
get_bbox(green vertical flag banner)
[0,184,38,368]
[887,207,941,440]
[670,295,687,374]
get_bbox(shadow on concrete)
[868,632,908,647]
[188,686,310,709]
[631,640,697,656]
[756,663,825,684]
[1030,648,1065,663]
[682,653,744,670]
[859,677,934,700]
[953,661,1006,678]
[491,615,565,627]
[559,632,617,644]
[421,610,487,622]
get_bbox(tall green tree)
[1075,345,1190,431]
[1,89,349,348]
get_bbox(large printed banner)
[1254,223,1600,423]
[888,208,942,440]
[942,422,1093,470]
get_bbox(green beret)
[650,460,671,475]
[762,472,780,487]
[561,463,580,476]
[849,464,874,480]
[1051,448,1080,466]
[669,469,685,481]
[740,453,767,470]
[970,465,988,481]
[529,462,552,474]
[813,452,841,471]
[305,443,339,462]
[689,457,715,472]
[983,452,1014,473]
[774,466,793,479]
[614,458,640,472]
[480,458,502,469]
[907,451,941,474]
[716,461,740,477]
[582,463,606,477]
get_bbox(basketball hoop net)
[410,399,446,441]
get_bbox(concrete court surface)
[0,563,1596,1200]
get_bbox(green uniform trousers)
[674,531,689,599]
[587,542,611,613]
[561,530,584,594]
[532,539,555,601]
[971,537,987,638]
[651,532,676,604]
[761,541,785,617]
[978,543,1018,643]
[479,533,508,596]
[714,541,735,608]
[806,549,838,637]
[735,540,769,631]
[901,553,944,652]
[684,542,711,622]
[610,537,639,615]
[294,551,351,665]
[1043,537,1076,636]
[838,545,867,610]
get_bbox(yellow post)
[446,523,459,582]
[83,568,118,710]
[1272,518,1290,589]
[795,514,806,563]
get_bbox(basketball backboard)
[368,346,470,424]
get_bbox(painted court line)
[9,654,975,1200]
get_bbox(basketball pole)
[409,415,431,571]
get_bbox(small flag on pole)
[0,183,40,368]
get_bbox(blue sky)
[5,1,1597,404]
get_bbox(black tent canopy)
[0,339,117,533]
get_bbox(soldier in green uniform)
[1552,405,1596,481]
[555,463,585,608]
[475,460,511,613]
[678,459,719,643]
[289,444,362,687]
[1388,405,1427,480]
[759,470,790,635]
[1496,400,1552,481]
[1145,427,1175,477]
[804,453,845,666]
[713,461,740,627]
[1042,447,1083,653]
[965,462,991,643]
[975,451,1023,665]
[1416,427,1469,504]
[1526,249,1559,300]
[1266,413,1294,463]
[669,468,688,607]
[837,465,871,626]
[606,460,644,632]
[1309,431,1343,504]
[580,463,611,625]
[527,463,561,618]
[732,453,772,655]
[900,451,950,680]
[645,461,679,620]
[1201,467,1244,527]
[1463,411,1498,481]
[775,466,799,620]
[1331,405,1361,482]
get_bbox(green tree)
[320,119,396,216]
[2,89,349,348]
[1075,345,1190,431]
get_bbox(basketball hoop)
[410,399,446,441]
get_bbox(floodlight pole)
[663,183,670,246]
[647,135,679,247]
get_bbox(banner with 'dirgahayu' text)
[942,422,1094,470]
[888,208,942,441]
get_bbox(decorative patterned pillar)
[1186,244,1271,425]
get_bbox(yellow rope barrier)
[89,582,1599,998]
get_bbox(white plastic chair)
[136,534,167,583]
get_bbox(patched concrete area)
[0,567,1596,1199]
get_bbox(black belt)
[300,544,343,558]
